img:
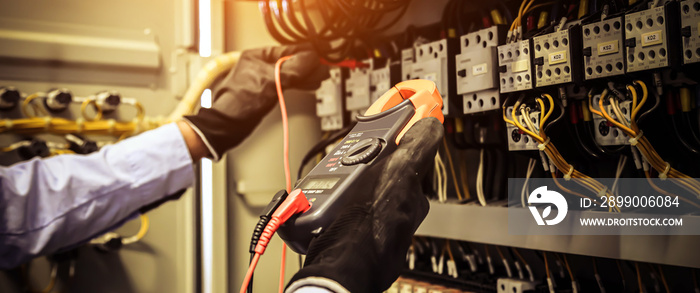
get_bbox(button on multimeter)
[340,138,382,165]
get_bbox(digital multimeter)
[277,79,444,254]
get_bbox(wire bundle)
[258,0,411,62]
[504,93,618,210]
[590,80,700,198]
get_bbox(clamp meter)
[278,79,444,254]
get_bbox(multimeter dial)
[340,137,382,166]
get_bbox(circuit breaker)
[582,17,626,79]
[369,61,400,105]
[498,40,534,93]
[315,68,345,131]
[681,0,700,64]
[624,2,681,72]
[591,95,631,146]
[404,39,458,116]
[532,26,583,88]
[456,26,506,114]
[505,106,540,151]
[344,59,372,119]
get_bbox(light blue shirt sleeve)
[0,123,195,269]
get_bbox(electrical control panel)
[591,95,631,146]
[505,106,540,151]
[344,59,372,119]
[582,17,626,79]
[405,39,458,116]
[681,0,700,64]
[498,40,534,93]
[315,68,345,131]
[456,26,506,114]
[624,2,681,72]
[532,26,583,87]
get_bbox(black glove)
[286,117,444,293]
[184,45,329,160]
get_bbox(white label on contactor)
[548,51,568,65]
[472,63,488,76]
[642,30,663,47]
[598,40,619,56]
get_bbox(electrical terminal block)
[316,68,346,131]
[591,94,631,146]
[506,106,540,151]
[582,17,626,79]
[498,40,534,93]
[532,25,583,88]
[624,2,681,72]
[456,26,506,114]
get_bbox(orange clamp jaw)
[364,79,444,145]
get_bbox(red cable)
[275,56,293,293]
[240,55,304,293]
[240,253,261,293]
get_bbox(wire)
[476,149,487,206]
[274,56,294,293]
[591,81,700,197]
[81,99,103,121]
[434,152,448,202]
[617,259,627,290]
[241,253,261,293]
[636,262,643,293]
[122,214,150,245]
[563,255,577,290]
[442,137,463,200]
[657,264,670,293]
[521,158,537,207]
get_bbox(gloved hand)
[286,117,444,293]
[184,45,329,160]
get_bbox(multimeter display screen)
[302,177,341,190]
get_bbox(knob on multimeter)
[277,79,444,254]
[340,138,382,165]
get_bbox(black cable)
[671,114,700,155]
[637,89,661,126]
[684,112,700,147]
[270,0,307,42]
[260,0,296,44]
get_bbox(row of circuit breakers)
[315,1,700,135]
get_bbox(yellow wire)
[81,99,103,121]
[636,262,643,293]
[657,264,670,293]
[133,214,150,242]
[445,240,455,262]
[21,94,47,118]
[599,94,635,134]
[563,254,575,282]
[442,137,463,200]
[645,170,700,208]
[512,101,543,141]
[458,150,471,199]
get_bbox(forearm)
[177,119,209,160]
[0,123,195,269]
